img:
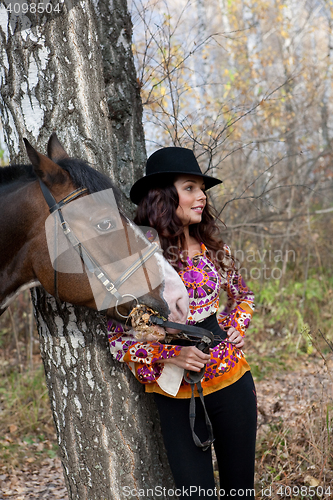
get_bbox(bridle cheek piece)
[39,179,160,318]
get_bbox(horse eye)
[95,219,115,232]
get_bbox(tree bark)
[32,288,173,499]
[0,1,174,498]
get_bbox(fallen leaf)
[304,475,319,487]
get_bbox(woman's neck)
[182,226,202,259]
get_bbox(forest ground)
[1,347,332,499]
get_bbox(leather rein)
[149,316,217,450]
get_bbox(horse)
[0,133,189,326]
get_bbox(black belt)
[197,313,227,346]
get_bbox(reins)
[150,316,217,450]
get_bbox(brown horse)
[0,133,188,324]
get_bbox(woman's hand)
[157,346,211,372]
[226,327,244,348]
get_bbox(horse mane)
[0,158,121,200]
[0,164,36,187]
[56,158,117,195]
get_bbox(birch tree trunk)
[0,1,174,498]
[194,0,208,100]
[320,3,333,150]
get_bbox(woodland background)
[0,0,333,498]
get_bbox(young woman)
[108,147,257,499]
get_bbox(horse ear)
[23,138,69,185]
[47,132,70,162]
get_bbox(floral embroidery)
[137,364,163,382]
[129,344,154,363]
[179,244,221,323]
[107,242,254,397]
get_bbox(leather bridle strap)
[53,208,123,302]
[149,316,215,348]
[39,179,89,302]
[38,178,88,213]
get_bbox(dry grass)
[252,341,333,499]
[0,291,332,499]
[0,293,58,475]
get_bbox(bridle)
[38,179,160,317]
[38,180,228,450]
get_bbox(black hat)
[130,147,222,204]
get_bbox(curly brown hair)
[133,175,231,273]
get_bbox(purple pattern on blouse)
[107,243,254,386]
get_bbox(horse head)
[0,133,189,325]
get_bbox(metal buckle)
[105,283,116,292]
[115,294,138,319]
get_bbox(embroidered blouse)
[108,243,255,399]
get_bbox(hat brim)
[130,171,222,205]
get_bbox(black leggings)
[154,371,257,500]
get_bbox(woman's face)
[174,174,206,227]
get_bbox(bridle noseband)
[39,179,160,317]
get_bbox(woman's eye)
[95,219,115,232]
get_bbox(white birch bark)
[241,0,263,81]
[320,2,333,149]
[0,1,174,498]
[218,0,234,68]
[194,0,209,99]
